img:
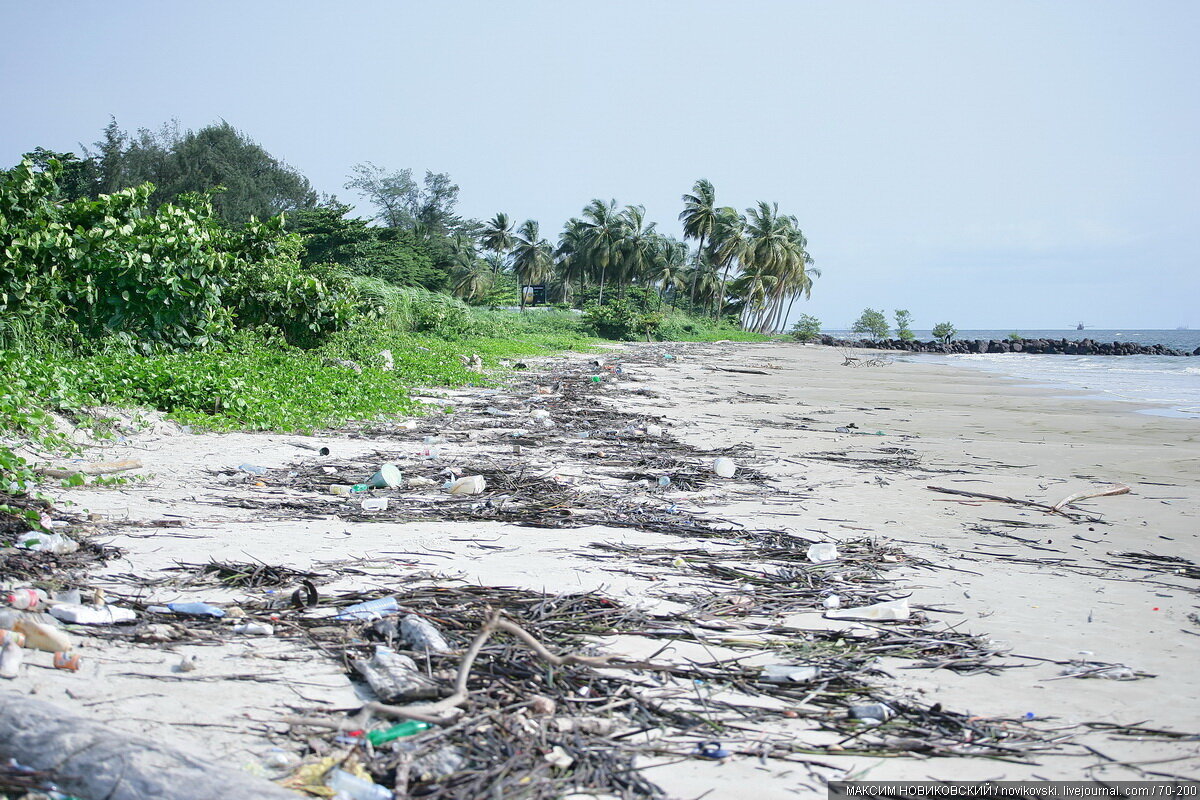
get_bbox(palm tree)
[617,205,658,293]
[647,235,688,307]
[580,199,625,304]
[554,218,588,306]
[710,206,745,320]
[481,212,515,274]
[679,179,718,306]
[511,219,554,311]
[447,234,492,302]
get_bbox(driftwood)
[36,458,142,479]
[927,483,1130,519]
[706,366,770,375]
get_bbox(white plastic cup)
[712,457,736,478]
[447,475,486,495]
[361,497,389,512]
[806,543,839,563]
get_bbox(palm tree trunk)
[715,260,733,320]
[688,235,705,307]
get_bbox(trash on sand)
[446,475,486,495]
[163,601,226,618]
[806,542,838,563]
[233,622,275,636]
[13,618,71,652]
[366,463,403,489]
[330,483,370,495]
[712,457,737,478]
[49,603,136,625]
[1058,660,1140,680]
[17,531,79,554]
[400,614,450,653]
[238,463,268,475]
[53,651,81,671]
[336,596,399,621]
[366,720,432,746]
[694,741,730,760]
[0,640,23,678]
[6,589,46,611]
[408,475,437,488]
[826,598,910,621]
[645,424,663,437]
[823,594,842,610]
[760,665,820,683]
[176,655,198,672]
[361,497,389,512]
[326,768,393,800]
[0,630,26,648]
[543,746,574,770]
[849,702,894,723]
[353,645,440,703]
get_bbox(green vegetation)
[790,314,822,341]
[2,121,807,494]
[1007,332,1024,342]
[851,308,890,339]
[894,309,915,341]
[932,322,957,343]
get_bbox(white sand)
[15,341,1198,796]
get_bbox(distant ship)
[1076,322,1085,330]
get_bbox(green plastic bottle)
[366,720,432,746]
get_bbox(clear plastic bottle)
[6,589,46,611]
[327,768,392,800]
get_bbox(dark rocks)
[813,335,1193,357]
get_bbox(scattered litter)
[826,598,910,621]
[806,542,838,563]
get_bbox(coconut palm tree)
[617,205,658,292]
[511,219,554,311]
[679,179,718,306]
[554,217,588,306]
[710,206,746,320]
[647,235,688,307]
[580,199,625,304]
[447,234,492,302]
[480,212,515,274]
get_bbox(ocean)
[827,329,1200,420]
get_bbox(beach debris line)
[926,483,1131,521]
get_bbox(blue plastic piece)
[166,602,225,618]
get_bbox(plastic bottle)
[712,457,737,478]
[366,720,432,746]
[6,589,46,611]
[400,614,450,653]
[335,596,399,621]
[361,497,389,512]
[238,463,268,475]
[0,630,26,647]
[0,640,23,679]
[326,768,392,800]
[657,476,672,488]
[14,618,72,652]
[232,622,274,636]
[826,598,910,621]
[330,484,371,496]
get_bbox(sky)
[2,1,1198,330]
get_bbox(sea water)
[829,329,1200,419]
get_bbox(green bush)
[851,308,889,339]
[790,314,822,341]
[932,322,957,343]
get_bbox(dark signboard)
[521,285,547,306]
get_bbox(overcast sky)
[3,1,1197,329]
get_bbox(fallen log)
[36,458,143,479]
[0,691,298,800]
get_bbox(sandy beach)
[12,340,1199,798]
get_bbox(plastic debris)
[49,604,136,625]
[826,598,910,621]
[694,741,730,759]
[336,596,399,621]
[361,497,389,512]
[400,614,450,653]
[354,645,440,703]
[446,475,486,495]
[823,594,842,610]
[53,651,81,671]
[232,622,275,636]
[712,457,736,478]
[806,543,838,563]
[760,665,820,684]
[0,640,22,678]
[17,531,80,554]
[367,463,403,489]
[366,720,432,746]
[13,618,71,652]
[849,702,894,723]
[238,463,268,475]
[163,601,225,618]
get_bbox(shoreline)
[7,340,1197,797]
